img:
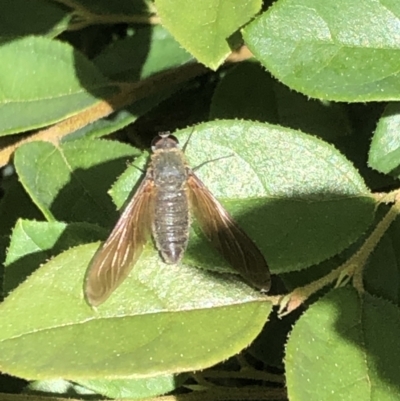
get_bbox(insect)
[84,132,271,306]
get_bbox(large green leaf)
[156,0,262,69]
[0,36,117,136]
[111,121,375,273]
[0,243,271,379]
[286,287,400,400]
[243,0,400,101]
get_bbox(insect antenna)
[192,154,234,172]
[182,127,196,153]
[181,127,234,170]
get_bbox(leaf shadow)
[49,157,133,227]
[71,24,164,131]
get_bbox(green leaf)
[0,0,71,38]
[0,36,117,136]
[14,138,139,225]
[243,0,400,101]
[369,102,400,175]
[0,243,271,379]
[156,0,262,69]
[4,219,105,294]
[210,61,352,140]
[27,379,94,396]
[111,121,375,273]
[78,374,187,399]
[286,287,400,400]
[28,375,187,399]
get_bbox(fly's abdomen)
[152,188,190,264]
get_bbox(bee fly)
[84,132,271,306]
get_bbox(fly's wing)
[84,178,154,306]
[187,173,271,292]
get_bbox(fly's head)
[151,132,179,152]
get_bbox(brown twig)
[275,194,400,316]
[0,47,253,167]
[0,63,206,167]
[52,0,159,28]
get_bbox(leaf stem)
[198,369,284,384]
[68,12,160,31]
[275,194,400,316]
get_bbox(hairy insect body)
[151,148,190,264]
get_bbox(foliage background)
[0,0,400,400]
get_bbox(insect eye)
[151,133,179,151]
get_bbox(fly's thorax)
[151,148,188,191]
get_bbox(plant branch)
[0,63,206,167]
[198,369,284,384]
[68,13,160,31]
[52,0,159,29]
[0,386,286,401]
[274,193,400,316]
[0,47,253,167]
